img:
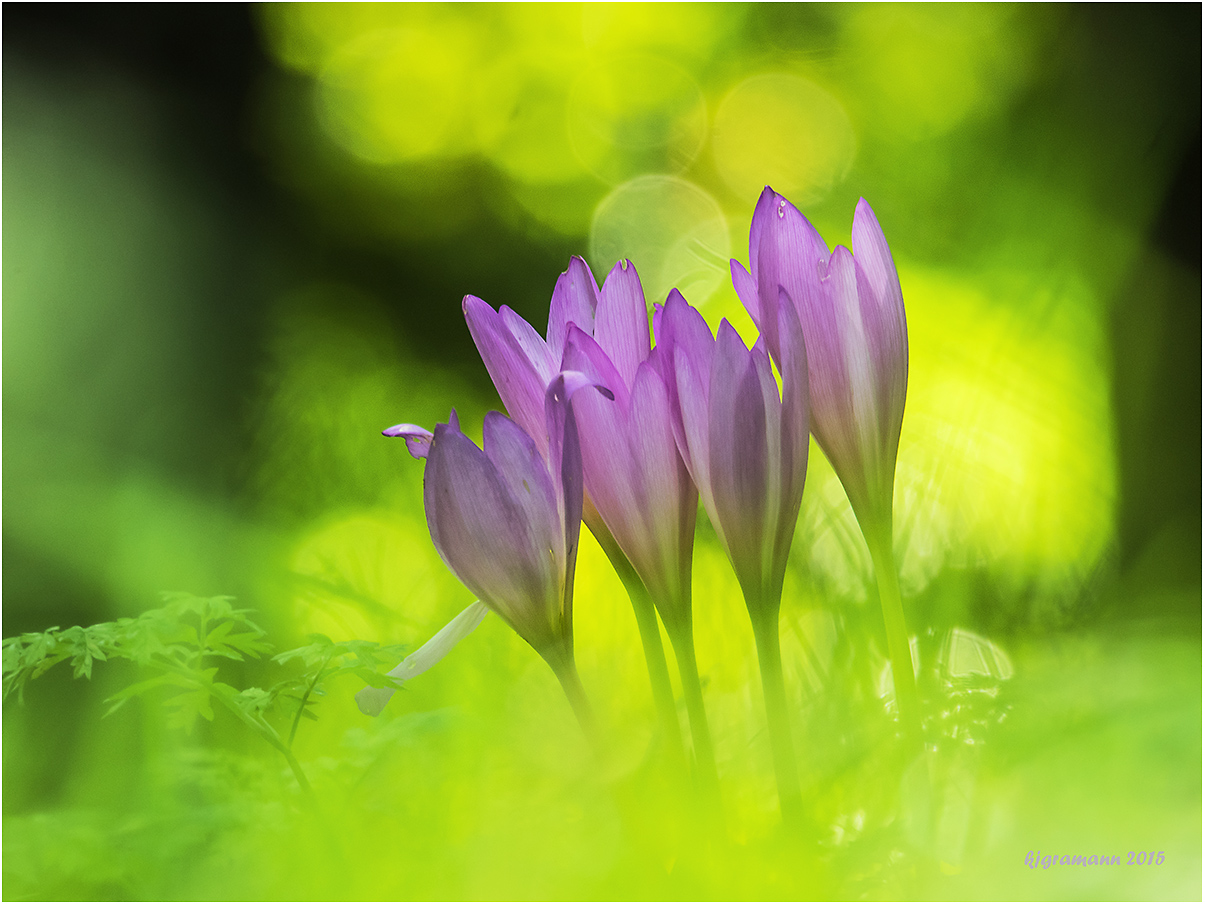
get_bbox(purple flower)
[461,256,600,462]
[657,285,810,823]
[733,189,921,740]
[732,189,907,534]
[463,258,692,766]
[557,264,698,632]
[658,289,810,611]
[383,373,598,676]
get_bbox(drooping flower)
[657,286,810,824]
[732,189,907,537]
[379,373,603,725]
[462,258,689,763]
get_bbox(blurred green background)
[4,3,1200,900]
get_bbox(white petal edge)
[355,601,490,716]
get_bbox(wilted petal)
[547,256,599,356]
[464,295,549,451]
[355,600,490,716]
[594,259,651,388]
[382,423,434,459]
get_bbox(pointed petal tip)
[462,293,491,316]
[665,287,688,309]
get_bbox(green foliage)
[2,592,409,790]
[269,634,409,746]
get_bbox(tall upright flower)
[732,188,917,735]
[557,264,719,802]
[379,373,602,733]
[658,287,810,826]
[462,258,688,764]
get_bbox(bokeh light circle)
[568,53,708,185]
[317,28,465,165]
[712,73,856,204]
[589,175,730,306]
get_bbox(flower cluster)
[367,188,913,825]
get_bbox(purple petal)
[594,259,651,388]
[659,289,714,470]
[810,245,881,520]
[562,325,630,409]
[754,192,829,362]
[651,301,665,347]
[851,201,908,453]
[547,256,600,356]
[851,199,905,337]
[747,185,778,280]
[775,286,810,545]
[424,422,557,649]
[482,411,560,564]
[627,362,697,610]
[501,305,557,386]
[570,369,638,560]
[544,373,588,604]
[382,423,434,460]
[463,295,549,453]
[707,321,769,601]
[730,259,760,330]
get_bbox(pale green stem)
[748,603,804,830]
[171,663,312,794]
[613,563,686,764]
[663,621,721,817]
[549,656,600,756]
[866,527,921,741]
[287,655,329,749]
